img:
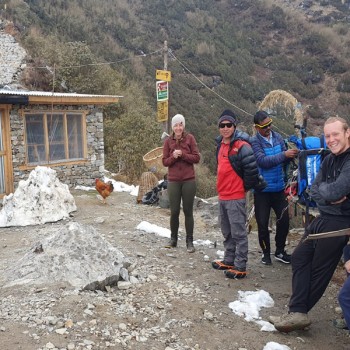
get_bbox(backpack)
[141,180,168,205]
[295,136,329,207]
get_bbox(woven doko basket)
[143,147,167,179]
[136,171,159,203]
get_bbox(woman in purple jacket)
[162,114,200,253]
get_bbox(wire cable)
[168,49,253,117]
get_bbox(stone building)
[0,89,121,197]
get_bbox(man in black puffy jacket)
[211,109,266,279]
[269,116,350,332]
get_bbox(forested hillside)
[1,0,350,192]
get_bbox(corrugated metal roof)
[0,89,123,98]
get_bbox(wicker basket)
[143,147,167,179]
[136,171,159,203]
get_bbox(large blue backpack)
[286,135,329,227]
[296,136,329,207]
[287,135,330,207]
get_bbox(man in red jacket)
[211,109,266,279]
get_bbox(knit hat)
[171,114,185,128]
[218,109,237,126]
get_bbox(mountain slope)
[1,0,350,175]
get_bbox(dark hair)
[254,110,270,124]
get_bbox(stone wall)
[10,104,105,189]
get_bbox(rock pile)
[4,222,132,290]
[0,21,26,87]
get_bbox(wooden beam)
[28,96,120,105]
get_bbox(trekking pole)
[302,227,350,243]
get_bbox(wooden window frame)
[23,110,88,166]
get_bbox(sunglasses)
[255,119,273,129]
[219,122,234,129]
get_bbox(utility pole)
[164,40,168,70]
[163,41,169,134]
[156,41,171,134]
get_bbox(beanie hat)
[171,114,185,128]
[218,109,237,126]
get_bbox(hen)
[95,178,114,204]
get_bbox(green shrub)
[301,33,329,55]
[339,95,350,106]
[195,163,217,199]
[337,74,350,93]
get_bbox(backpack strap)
[301,137,307,150]
[320,135,325,149]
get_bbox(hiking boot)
[275,251,291,264]
[224,268,247,279]
[186,234,195,253]
[274,312,311,333]
[165,238,177,248]
[186,241,195,253]
[333,318,349,330]
[261,253,272,265]
[211,260,234,270]
[268,315,281,325]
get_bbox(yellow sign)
[157,100,168,122]
[156,69,171,82]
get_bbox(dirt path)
[0,189,348,350]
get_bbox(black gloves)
[254,175,267,192]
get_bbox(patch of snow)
[136,221,171,238]
[0,166,76,227]
[229,290,275,332]
[263,342,291,350]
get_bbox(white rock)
[55,328,67,335]
[119,323,127,330]
[118,281,132,290]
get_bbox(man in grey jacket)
[269,116,350,332]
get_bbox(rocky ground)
[0,189,349,350]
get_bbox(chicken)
[95,178,114,204]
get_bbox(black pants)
[254,191,289,254]
[167,180,196,237]
[289,215,350,313]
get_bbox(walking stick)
[302,227,350,243]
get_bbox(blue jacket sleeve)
[344,245,350,263]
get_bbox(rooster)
[95,178,114,204]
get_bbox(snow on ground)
[0,166,76,227]
[75,175,138,196]
[0,169,139,228]
[263,342,291,350]
[229,290,276,332]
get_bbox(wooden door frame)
[0,105,14,198]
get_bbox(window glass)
[47,114,65,161]
[26,114,45,163]
[25,112,85,164]
[67,114,83,159]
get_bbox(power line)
[0,48,164,70]
[1,42,293,136]
[167,49,290,137]
[168,49,253,118]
